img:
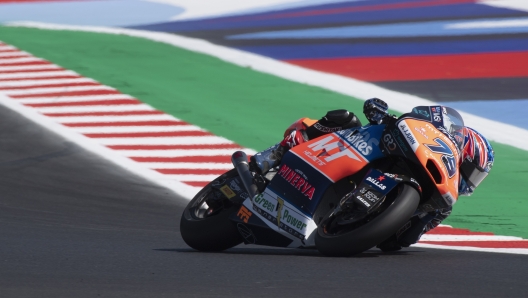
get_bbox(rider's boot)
[250,129,307,174]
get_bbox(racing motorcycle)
[180,104,464,256]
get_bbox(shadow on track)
[154,247,422,258]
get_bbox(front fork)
[231,151,259,201]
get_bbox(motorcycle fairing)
[212,175,251,202]
[395,117,461,205]
[268,125,386,216]
[267,152,334,216]
[349,169,400,211]
[287,125,385,183]
[380,116,420,161]
[235,187,318,247]
[229,205,295,247]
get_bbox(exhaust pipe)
[231,151,259,199]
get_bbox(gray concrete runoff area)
[0,104,527,298]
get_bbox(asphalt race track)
[1,105,528,297]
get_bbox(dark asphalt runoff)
[1,104,528,298]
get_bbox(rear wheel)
[315,184,420,257]
[180,169,243,251]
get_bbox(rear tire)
[315,184,420,257]
[180,169,243,251]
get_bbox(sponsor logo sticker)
[398,121,419,152]
[220,185,236,199]
[252,191,310,240]
[307,135,361,163]
[366,175,387,190]
[356,196,371,207]
[383,133,397,151]
[432,106,442,122]
[425,137,457,178]
[363,190,379,203]
[229,179,242,192]
[337,129,379,156]
[237,205,252,223]
[391,128,409,152]
[414,126,429,139]
[313,122,342,133]
[277,164,316,200]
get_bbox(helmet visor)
[460,159,489,189]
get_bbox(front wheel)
[180,169,243,251]
[315,184,420,257]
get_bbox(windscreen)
[410,106,465,153]
[441,107,465,153]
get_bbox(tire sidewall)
[180,170,243,252]
[315,184,420,257]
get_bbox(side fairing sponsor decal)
[335,125,384,158]
[383,132,397,151]
[364,169,398,193]
[366,176,387,190]
[237,205,252,224]
[425,137,457,178]
[270,151,333,215]
[251,188,317,241]
[349,169,399,210]
[398,120,420,152]
[277,164,315,200]
[306,135,361,163]
[382,124,412,158]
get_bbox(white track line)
[92,136,235,146]
[33,104,155,113]
[414,243,528,255]
[69,125,204,133]
[0,51,30,58]
[0,77,96,87]
[2,85,114,95]
[139,162,233,169]
[163,174,224,181]
[116,149,242,157]
[16,94,135,104]
[10,22,527,151]
[0,93,201,199]
[0,45,17,51]
[51,114,179,123]
[0,57,43,64]
[0,64,61,72]
[420,235,525,241]
[0,70,79,80]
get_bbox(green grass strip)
[2,26,527,238]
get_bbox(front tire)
[180,169,243,251]
[315,184,420,257]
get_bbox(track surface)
[0,105,527,297]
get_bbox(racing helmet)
[458,127,494,196]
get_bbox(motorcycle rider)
[250,98,495,252]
